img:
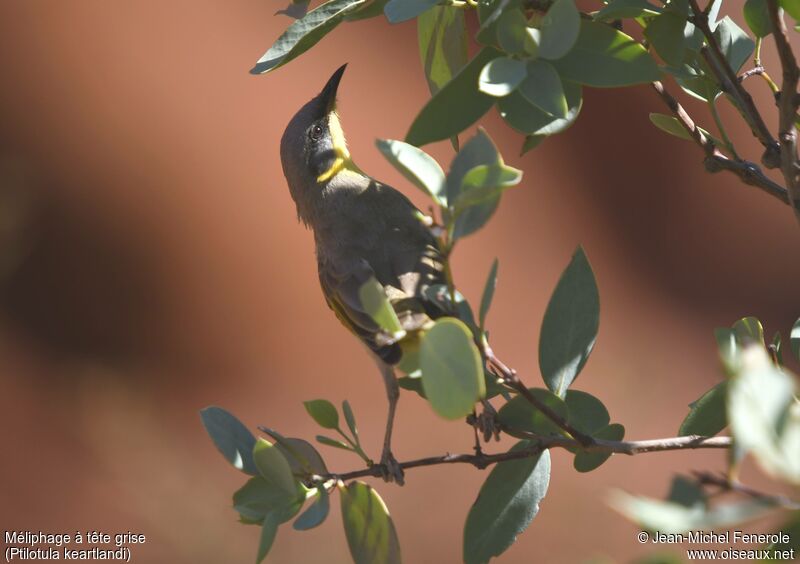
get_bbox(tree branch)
[693,470,800,510]
[767,0,800,223]
[324,434,733,482]
[651,80,789,205]
[688,0,781,168]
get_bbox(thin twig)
[693,471,800,510]
[688,0,781,168]
[651,81,789,205]
[767,0,800,223]
[483,350,595,446]
[325,435,733,482]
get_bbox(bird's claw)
[379,450,405,486]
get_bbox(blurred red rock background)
[0,1,798,562]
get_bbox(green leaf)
[420,317,485,419]
[261,430,329,476]
[715,327,739,372]
[383,0,438,23]
[454,164,522,210]
[497,388,569,436]
[610,490,775,533]
[498,80,582,136]
[233,477,304,525]
[293,489,330,530]
[342,400,359,443]
[552,20,661,87]
[200,406,258,475]
[276,0,310,19]
[253,438,299,496]
[343,0,390,21]
[594,0,662,21]
[250,0,365,74]
[421,284,479,329]
[539,246,600,398]
[538,0,581,60]
[732,316,765,347]
[728,345,800,484]
[565,389,610,434]
[521,134,547,155]
[666,475,705,508]
[406,47,501,146]
[453,197,501,240]
[463,444,551,564]
[376,139,445,202]
[340,481,401,564]
[358,277,406,339]
[574,423,624,472]
[479,258,499,331]
[418,6,468,95]
[496,7,528,54]
[303,399,340,429]
[398,374,427,398]
[446,128,500,205]
[518,59,568,118]
[714,16,755,73]
[479,57,527,97]
[316,435,351,450]
[782,0,800,21]
[645,12,687,67]
[648,113,722,146]
[744,0,775,37]
[791,318,800,361]
[256,512,281,564]
[678,381,728,437]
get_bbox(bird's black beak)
[318,63,347,115]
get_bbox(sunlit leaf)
[479,258,499,331]
[538,0,581,60]
[479,57,527,97]
[200,406,258,475]
[464,445,550,564]
[253,438,299,496]
[376,139,445,202]
[418,5,468,94]
[303,399,340,430]
[678,381,728,437]
[518,59,568,118]
[340,481,401,564]
[294,489,330,530]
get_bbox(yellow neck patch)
[317,112,356,183]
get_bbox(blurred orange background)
[0,1,798,563]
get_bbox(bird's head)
[280,64,354,224]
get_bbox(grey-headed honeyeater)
[280,65,450,484]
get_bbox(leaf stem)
[709,98,740,159]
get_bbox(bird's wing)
[318,255,404,364]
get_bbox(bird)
[279,64,449,484]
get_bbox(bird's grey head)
[280,64,351,225]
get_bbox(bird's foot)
[379,450,405,486]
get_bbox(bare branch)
[651,81,789,205]
[325,434,733,482]
[767,0,800,223]
[693,470,800,510]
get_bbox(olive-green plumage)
[279,64,446,483]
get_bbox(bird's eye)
[309,124,323,141]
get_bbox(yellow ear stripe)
[316,112,353,183]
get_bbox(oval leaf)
[744,0,774,38]
[645,12,687,67]
[539,246,600,398]
[420,317,485,420]
[358,277,406,339]
[376,139,445,202]
[565,390,610,435]
[573,423,624,472]
[518,59,568,118]
[294,489,330,531]
[406,48,501,146]
[678,381,728,437]
[384,0,438,23]
[538,0,581,60]
[250,0,365,74]
[256,512,281,564]
[497,388,569,436]
[498,80,582,136]
[253,438,299,496]
[463,444,551,564]
[200,406,258,475]
[418,6,468,95]
[552,20,661,86]
[340,481,401,564]
[303,399,340,429]
[479,57,527,97]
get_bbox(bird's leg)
[378,362,405,485]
